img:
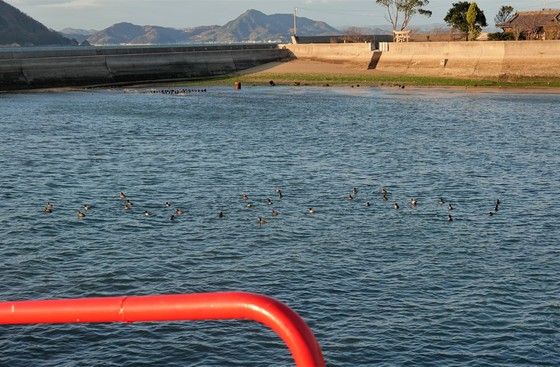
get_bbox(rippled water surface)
[1,86,559,366]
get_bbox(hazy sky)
[7,0,559,31]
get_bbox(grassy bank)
[175,71,560,89]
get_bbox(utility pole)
[293,7,297,36]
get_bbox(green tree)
[444,1,487,40]
[466,2,478,40]
[375,0,433,32]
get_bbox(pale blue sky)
[7,0,560,31]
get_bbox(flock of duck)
[41,187,502,224]
[343,187,500,222]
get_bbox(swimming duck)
[46,202,53,209]
[276,188,283,198]
[77,210,86,218]
[119,192,126,200]
[448,215,453,221]
[83,204,91,211]
[364,202,371,207]
[242,194,249,201]
[144,211,152,217]
[352,187,359,195]
[43,207,52,213]
[308,208,316,214]
[494,204,499,212]
[380,188,388,195]
[267,198,273,205]
[170,215,176,221]
[258,217,267,224]
[438,197,445,205]
[382,194,388,201]
[246,203,253,209]
[394,202,399,209]
[218,211,225,218]
[123,203,130,210]
[165,202,171,207]
[410,198,417,207]
[272,209,279,217]
[488,211,494,216]
[448,204,454,211]
[175,208,184,215]
[347,194,354,200]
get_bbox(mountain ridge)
[83,9,342,45]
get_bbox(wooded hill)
[0,0,71,46]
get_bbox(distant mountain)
[0,0,72,46]
[85,9,341,45]
[213,9,341,43]
[86,22,179,45]
[59,28,97,43]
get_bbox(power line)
[507,0,560,10]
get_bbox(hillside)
[84,9,341,45]
[0,0,71,46]
[59,28,97,43]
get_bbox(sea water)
[0,86,559,366]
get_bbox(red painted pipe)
[0,292,325,367]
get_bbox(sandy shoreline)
[8,59,560,93]
[232,59,560,91]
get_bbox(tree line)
[373,0,548,41]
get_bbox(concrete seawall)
[281,41,560,79]
[0,45,293,90]
[375,41,560,78]
[281,43,376,68]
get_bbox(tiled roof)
[500,9,560,28]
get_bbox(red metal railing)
[0,292,325,367]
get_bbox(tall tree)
[494,5,514,26]
[444,1,487,40]
[375,0,433,32]
[466,2,478,40]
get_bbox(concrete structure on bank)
[282,41,560,78]
[0,44,292,91]
[280,43,380,69]
[375,41,560,78]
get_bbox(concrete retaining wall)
[280,43,375,68]
[0,45,292,90]
[375,41,560,78]
[282,40,560,78]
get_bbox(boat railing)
[0,292,326,367]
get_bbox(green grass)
[173,72,560,89]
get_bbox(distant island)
[0,3,343,47]
[65,9,342,46]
